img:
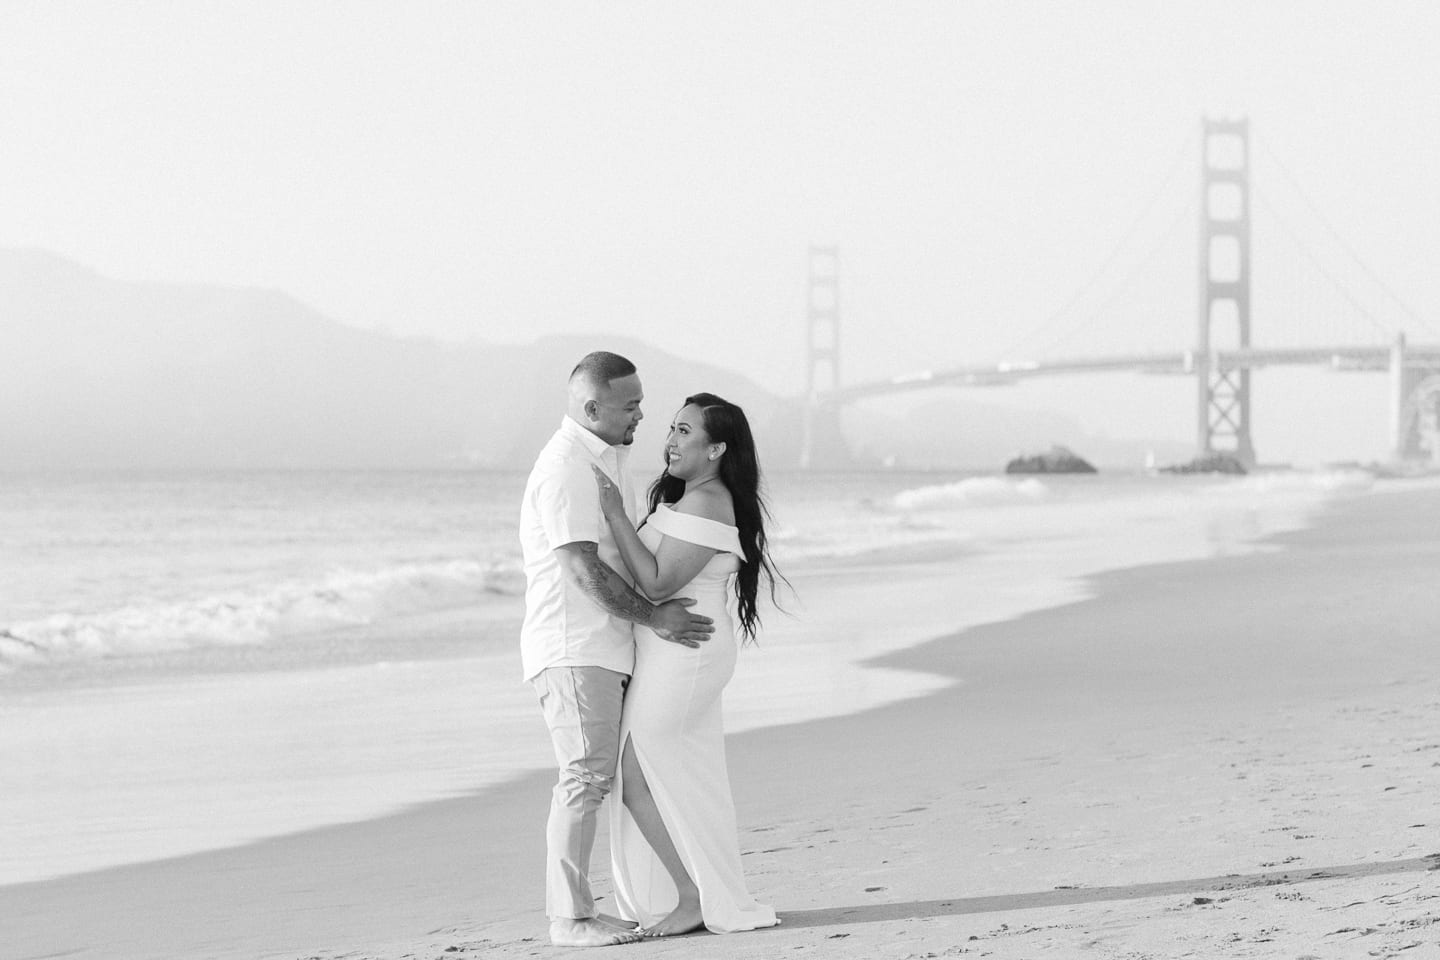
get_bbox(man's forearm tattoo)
[574,542,654,626]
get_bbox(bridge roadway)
[827,343,1440,403]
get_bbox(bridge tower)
[1196,118,1256,466]
[800,246,842,469]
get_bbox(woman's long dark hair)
[647,393,785,643]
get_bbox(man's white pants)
[532,665,628,920]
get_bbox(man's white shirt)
[519,417,638,681]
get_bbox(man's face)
[590,373,644,446]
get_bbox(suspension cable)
[1045,183,1195,357]
[995,129,1198,360]
[1254,129,1439,337]
[1251,182,1396,340]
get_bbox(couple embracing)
[518,351,783,946]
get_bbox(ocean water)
[0,466,1381,886]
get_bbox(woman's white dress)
[609,504,778,933]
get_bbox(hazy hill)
[1,248,1185,471]
[0,249,784,470]
[844,397,1194,471]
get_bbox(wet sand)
[4,481,1438,960]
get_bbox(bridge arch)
[1396,372,1440,464]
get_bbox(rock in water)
[1004,445,1098,474]
[1158,452,1247,475]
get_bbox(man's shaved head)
[569,351,637,395]
[567,351,644,446]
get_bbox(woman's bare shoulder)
[671,483,736,525]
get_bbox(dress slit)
[615,732,683,918]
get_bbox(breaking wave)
[0,557,522,671]
[890,476,1049,511]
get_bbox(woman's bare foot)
[638,900,704,938]
[549,917,642,947]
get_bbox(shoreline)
[6,480,1440,959]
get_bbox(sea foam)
[0,557,522,670]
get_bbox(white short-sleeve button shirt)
[519,416,638,681]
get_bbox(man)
[518,350,714,948]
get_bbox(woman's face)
[664,403,716,481]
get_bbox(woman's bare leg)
[620,736,704,936]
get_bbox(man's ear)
[583,399,599,422]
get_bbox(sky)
[4,0,1440,465]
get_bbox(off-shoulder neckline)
[653,501,738,531]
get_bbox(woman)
[591,392,782,937]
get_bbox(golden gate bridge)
[799,118,1440,469]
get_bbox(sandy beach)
[5,479,1439,960]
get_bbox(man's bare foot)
[549,917,642,947]
[638,901,704,938]
[595,914,639,931]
